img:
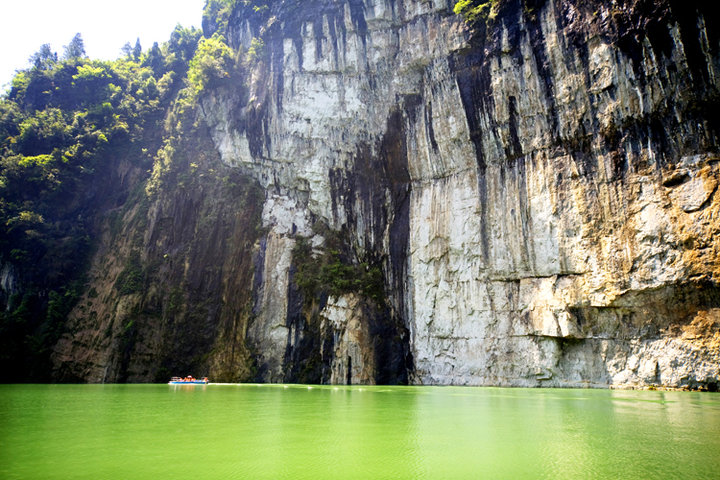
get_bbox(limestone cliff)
[53,121,265,382]
[53,0,719,388]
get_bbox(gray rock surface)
[201,0,719,388]
[53,0,720,388]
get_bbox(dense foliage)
[1,0,392,383]
[187,34,236,99]
[0,27,204,381]
[453,0,499,24]
[292,226,385,306]
[202,0,271,36]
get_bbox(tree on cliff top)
[0,24,202,381]
[187,33,235,99]
[29,44,57,71]
[62,33,86,61]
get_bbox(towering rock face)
[52,125,266,383]
[54,0,720,388]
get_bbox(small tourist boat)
[168,376,209,385]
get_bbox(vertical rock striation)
[199,0,719,388]
[53,0,720,388]
[53,125,265,383]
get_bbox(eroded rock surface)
[54,0,720,388]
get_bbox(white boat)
[168,376,209,384]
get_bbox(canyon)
[48,0,719,388]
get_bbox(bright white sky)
[1,0,207,92]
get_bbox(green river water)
[0,384,718,479]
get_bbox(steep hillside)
[2,0,718,388]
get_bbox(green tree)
[246,37,264,64]
[0,101,22,152]
[133,38,142,61]
[167,25,202,68]
[121,42,133,59]
[187,33,234,98]
[29,44,57,71]
[0,18,199,381]
[62,33,86,60]
[15,108,68,156]
[453,0,499,24]
[144,42,164,75]
[203,0,235,35]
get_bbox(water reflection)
[408,388,720,479]
[0,385,718,479]
[231,385,423,479]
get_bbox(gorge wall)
[51,0,720,388]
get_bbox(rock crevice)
[53,0,720,388]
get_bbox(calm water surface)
[0,384,718,479]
